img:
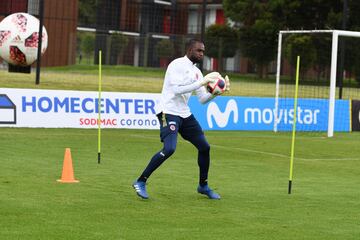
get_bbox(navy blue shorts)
[156,113,204,142]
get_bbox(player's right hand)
[224,75,230,92]
[201,72,221,86]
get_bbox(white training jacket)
[156,55,214,118]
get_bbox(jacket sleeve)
[172,81,203,95]
[194,85,215,104]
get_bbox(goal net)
[274,30,360,137]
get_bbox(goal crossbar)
[274,29,360,137]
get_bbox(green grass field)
[1,64,360,239]
[0,66,275,97]
[1,64,360,98]
[0,128,360,239]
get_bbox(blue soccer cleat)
[197,185,221,200]
[132,181,149,199]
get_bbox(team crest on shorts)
[170,125,176,131]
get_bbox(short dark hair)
[185,39,203,51]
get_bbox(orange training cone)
[57,148,79,183]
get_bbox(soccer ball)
[206,77,226,95]
[0,12,48,66]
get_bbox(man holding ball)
[133,39,230,200]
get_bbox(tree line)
[223,0,360,81]
[78,0,360,83]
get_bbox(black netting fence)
[1,0,360,99]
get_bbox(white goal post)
[274,29,360,137]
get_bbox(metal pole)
[328,31,339,138]
[199,0,206,71]
[274,32,283,133]
[171,0,176,34]
[35,0,44,85]
[338,0,348,99]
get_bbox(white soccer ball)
[0,12,48,66]
[206,76,226,95]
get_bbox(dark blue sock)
[187,134,210,186]
[198,146,210,186]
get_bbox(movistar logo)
[207,99,238,128]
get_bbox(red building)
[83,0,247,72]
[1,0,249,72]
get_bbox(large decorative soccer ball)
[0,12,48,66]
[206,77,226,95]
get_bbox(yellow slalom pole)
[98,50,102,164]
[288,55,300,194]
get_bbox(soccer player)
[133,39,230,199]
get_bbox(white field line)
[130,133,360,162]
[212,143,289,159]
[214,144,360,161]
[2,131,357,162]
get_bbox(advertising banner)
[190,96,350,132]
[351,100,360,131]
[0,88,161,129]
[0,88,350,132]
